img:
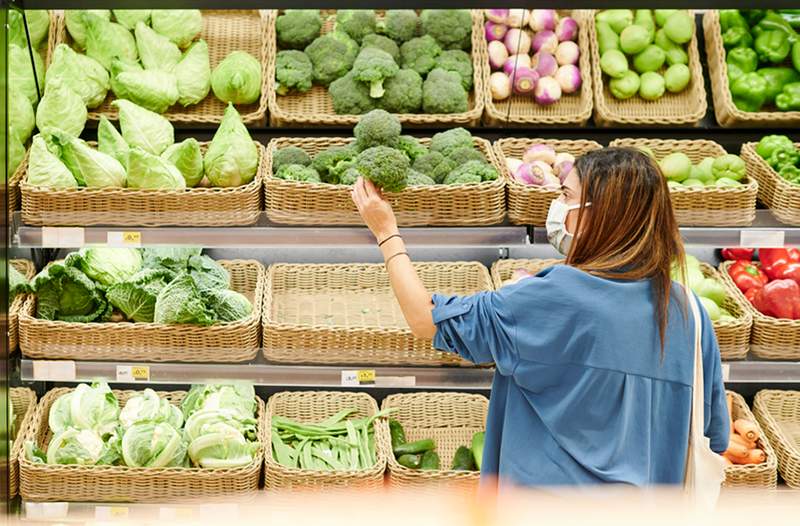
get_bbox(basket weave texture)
[19,388,265,503]
[741,142,800,226]
[381,392,487,489]
[54,10,269,124]
[21,142,264,227]
[267,9,485,127]
[265,136,505,226]
[753,389,800,489]
[20,260,265,363]
[263,262,493,366]
[264,390,389,490]
[724,390,778,489]
[10,259,36,353]
[482,10,593,126]
[10,387,37,498]
[492,138,602,225]
[589,10,706,127]
[704,12,800,128]
[609,138,758,226]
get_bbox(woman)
[351,147,729,487]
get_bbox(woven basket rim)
[742,141,800,196]
[725,390,779,479]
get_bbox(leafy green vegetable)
[106,268,175,323]
[211,51,262,105]
[119,388,183,429]
[187,421,259,468]
[46,44,110,109]
[121,421,187,467]
[47,428,119,466]
[10,264,31,297]
[31,261,111,322]
[150,9,203,48]
[141,247,202,273]
[84,13,138,70]
[175,40,211,106]
[68,247,142,287]
[26,135,79,189]
[48,382,120,436]
[113,99,175,155]
[206,289,252,322]
[10,44,45,106]
[203,104,259,187]
[126,148,187,189]
[52,133,126,187]
[181,383,257,421]
[162,139,204,187]
[184,408,257,444]
[35,84,87,138]
[97,116,130,168]
[187,254,229,292]
[113,10,150,30]
[110,59,179,114]
[10,94,35,144]
[9,10,50,49]
[64,10,111,48]
[153,273,215,326]
[135,21,181,72]
[8,131,25,177]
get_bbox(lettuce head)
[135,21,181,72]
[203,104,258,187]
[9,10,50,49]
[97,116,130,168]
[180,383,256,420]
[162,139,204,187]
[207,289,252,322]
[150,9,203,48]
[46,428,120,466]
[31,262,110,322]
[65,10,111,48]
[187,254,229,292]
[141,247,202,273]
[153,273,215,326]
[9,44,45,106]
[211,51,261,105]
[175,39,211,106]
[35,83,87,138]
[127,148,187,190]
[46,44,110,109]
[110,59,179,113]
[84,13,138,71]
[113,9,151,30]
[53,133,126,187]
[113,99,174,155]
[67,247,143,287]
[48,382,120,436]
[26,135,79,189]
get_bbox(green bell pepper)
[727,63,745,82]
[730,72,769,112]
[779,10,800,30]
[755,30,792,63]
[779,165,800,182]
[756,135,795,159]
[711,154,747,181]
[793,42,800,73]
[743,10,767,27]
[768,145,800,170]
[723,27,754,49]
[720,10,749,32]
[758,67,800,103]
[754,11,799,44]
[727,47,759,73]
[777,82,800,110]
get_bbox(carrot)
[739,449,766,465]
[734,419,760,443]
[725,441,749,459]
[730,433,756,450]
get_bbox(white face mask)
[546,198,589,256]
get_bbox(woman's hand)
[351,177,399,242]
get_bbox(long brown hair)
[566,147,685,352]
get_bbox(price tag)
[107,231,142,247]
[375,376,416,388]
[24,501,69,519]
[41,226,84,248]
[721,363,731,382]
[740,230,785,248]
[159,507,195,520]
[32,360,76,381]
[341,369,376,386]
[95,506,129,520]
[116,365,150,382]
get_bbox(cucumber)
[393,438,435,456]
[388,419,406,451]
[397,453,422,469]
[420,450,440,470]
[451,446,476,471]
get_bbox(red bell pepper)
[745,286,761,304]
[752,279,800,319]
[772,261,800,284]
[759,248,793,280]
[790,247,800,262]
[721,248,755,261]
[728,260,769,292]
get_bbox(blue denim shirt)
[432,264,729,487]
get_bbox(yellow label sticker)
[116,365,150,382]
[107,231,142,247]
[122,231,141,244]
[357,370,376,384]
[131,366,150,381]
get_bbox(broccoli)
[447,146,484,165]
[361,34,400,63]
[396,135,428,162]
[276,10,322,50]
[379,69,423,114]
[275,164,322,183]
[430,127,474,157]
[305,32,359,86]
[443,160,498,185]
[353,145,409,192]
[339,167,360,185]
[435,49,473,91]
[443,171,481,185]
[312,145,358,183]
[275,50,313,95]
[421,9,472,50]
[378,10,419,43]
[422,68,469,114]
[336,10,377,44]
[273,146,312,171]
[352,48,399,99]
[354,109,401,150]
[400,35,441,75]
[407,170,435,186]
[412,151,456,183]
[329,72,377,115]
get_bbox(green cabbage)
[84,13,138,71]
[97,116,130,168]
[47,382,119,436]
[207,289,252,322]
[52,133,126,187]
[110,59,179,113]
[35,84,87,138]
[113,99,174,155]
[64,10,111,48]
[26,135,79,189]
[184,409,257,444]
[175,40,211,106]
[203,104,258,187]
[127,148,187,189]
[9,44,45,106]
[9,10,50,49]
[46,428,119,466]
[210,51,261,105]
[10,97,35,143]
[106,268,175,323]
[113,9,151,30]
[31,262,110,322]
[162,139,204,187]
[141,247,202,273]
[153,273,215,326]
[135,21,181,72]
[180,383,256,421]
[150,9,203,48]
[119,388,183,429]
[8,131,26,177]
[122,422,187,468]
[67,247,143,287]
[46,44,110,109]
[187,254,229,292]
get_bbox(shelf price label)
[721,363,731,382]
[107,231,142,247]
[341,369,376,386]
[41,227,84,247]
[740,230,785,248]
[116,365,150,382]
[95,506,129,519]
[31,360,76,381]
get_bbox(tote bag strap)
[686,286,705,449]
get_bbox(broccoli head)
[379,69,423,114]
[339,167,360,185]
[435,49,473,91]
[336,10,377,44]
[378,10,419,43]
[400,35,441,75]
[407,170,435,186]
[421,9,472,50]
[275,50,313,95]
[311,144,358,183]
[354,145,409,192]
[361,34,400,63]
[447,146,484,165]
[352,48,399,99]
[305,32,359,86]
[423,68,468,114]
[275,163,322,183]
[328,72,377,115]
[430,127,474,157]
[276,10,322,50]
[412,151,456,183]
[396,135,428,162]
[443,160,498,185]
[273,146,312,171]
[354,109,402,150]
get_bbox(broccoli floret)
[305,32,359,86]
[361,34,400,63]
[407,170,435,186]
[353,145,409,192]
[339,167,360,185]
[412,151,456,183]
[443,171,481,185]
[378,10,419,43]
[336,10,377,44]
[328,72,377,115]
[435,49,473,91]
[423,68,468,114]
[276,10,322,50]
[275,50,313,95]
[447,146,484,165]
[276,163,322,183]
[430,127,474,157]
[400,35,441,75]
[379,69,423,114]
[396,135,428,162]
[354,109,402,150]
[312,145,358,183]
[273,146,312,171]
[443,160,498,185]
[421,9,472,50]
[351,48,399,99]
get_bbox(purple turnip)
[514,163,539,185]
[488,41,509,70]
[555,40,580,66]
[555,16,579,42]
[511,67,539,95]
[522,144,557,165]
[529,9,558,32]
[484,9,509,24]
[506,9,530,28]
[542,172,561,189]
[534,76,562,105]
[503,54,531,76]
[532,30,559,54]
[489,71,512,100]
[555,161,574,183]
[554,64,581,94]
[531,51,558,77]
[485,21,508,42]
[506,157,524,174]
[504,28,531,55]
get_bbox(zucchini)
[397,453,422,469]
[393,438,435,456]
[451,446,476,471]
[420,450,440,470]
[388,419,406,451]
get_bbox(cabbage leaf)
[127,148,186,189]
[106,268,175,323]
[64,9,111,48]
[135,21,181,72]
[187,254,229,292]
[150,9,203,48]
[162,139,204,187]
[84,13,138,70]
[8,131,26,178]
[142,247,202,273]
[48,382,120,436]
[122,422,187,467]
[113,10,151,30]
[67,247,143,287]
[207,289,252,322]
[119,388,183,429]
[97,116,130,168]
[31,262,110,322]
[9,44,45,106]
[53,133,126,187]
[175,40,211,106]
[113,99,174,155]
[35,84,87,138]
[110,59,179,114]
[10,96,35,143]
[211,51,261,105]
[203,104,258,187]
[9,10,50,49]
[26,135,79,189]
[153,273,215,326]
[46,428,120,465]
[46,44,110,109]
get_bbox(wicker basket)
[54,10,269,125]
[265,136,505,226]
[20,260,265,363]
[20,141,264,227]
[741,141,800,226]
[482,10,593,126]
[753,389,800,489]
[267,9,485,127]
[704,12,800,128]
[724,390,778,489]
[589,10,706,127]
[19,388,265,502]
[10,387,37,498]
[263,261,493,366]
[10,259,37,353]
[492,138,602,225]
[264,390,389,490]
[381,392,487,489]
[609,138,758,226]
